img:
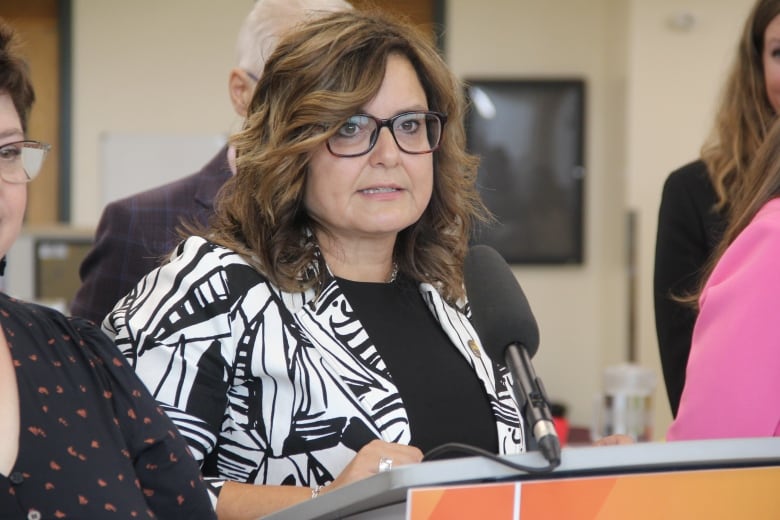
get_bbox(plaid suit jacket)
[70,147,231,324]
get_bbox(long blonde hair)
[209,9,486,304]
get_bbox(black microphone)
[464,244,561,466]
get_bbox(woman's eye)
[338,122,361,137]
[336,116,370,138]
[0,144,21,160]
[397,118,421,134]
[395,117,421,135]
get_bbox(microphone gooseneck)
[464,244,561,466]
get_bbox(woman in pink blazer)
[667,119,780,440]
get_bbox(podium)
[264,437,780,520]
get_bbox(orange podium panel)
[408,466,780,520]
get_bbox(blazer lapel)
[418,283,501,399]
[294,278,410,444]
[419,283,524,452]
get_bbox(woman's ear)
[228,68,256,117]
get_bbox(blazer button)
[9,472,24,485]
[27,509,42,520]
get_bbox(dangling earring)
[388,262,398,283]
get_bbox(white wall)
[68,0,755,436]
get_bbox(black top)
[653,160,726,416]
[338,275,499,455]
[0,293,215,519]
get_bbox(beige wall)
[68,0,754,435]
[70,0,252,225]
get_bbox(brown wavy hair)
[0,19,35,132]
[701,0,780,215]
[207,9,486,304]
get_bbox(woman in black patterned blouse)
[0,20,216,520]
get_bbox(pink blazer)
[667,198,780,440]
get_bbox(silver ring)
[378,456,393,473]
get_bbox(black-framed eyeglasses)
[326,111,447,158]
[0,140,51,184]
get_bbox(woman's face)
[0,93,26,259]
[763,14,780,113]
[305,53,434,248]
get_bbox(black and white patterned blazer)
[103,236,525,491]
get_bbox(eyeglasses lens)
[0,141,51,183]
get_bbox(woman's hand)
[216,440,422,519]
[325,439,423,494]
[592,434,635,446]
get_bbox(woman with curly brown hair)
[104,9,525,519]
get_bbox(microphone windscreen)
[464,244,540,358]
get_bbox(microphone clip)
[505,343,561,466]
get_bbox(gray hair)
[235,0,353,78]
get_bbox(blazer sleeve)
[103,237,236,465]
[653,162,721,416]
[667,202,780,440]
[71,199,171,324]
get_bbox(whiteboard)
[99,132,227,206]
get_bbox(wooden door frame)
[349,0,447,52]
